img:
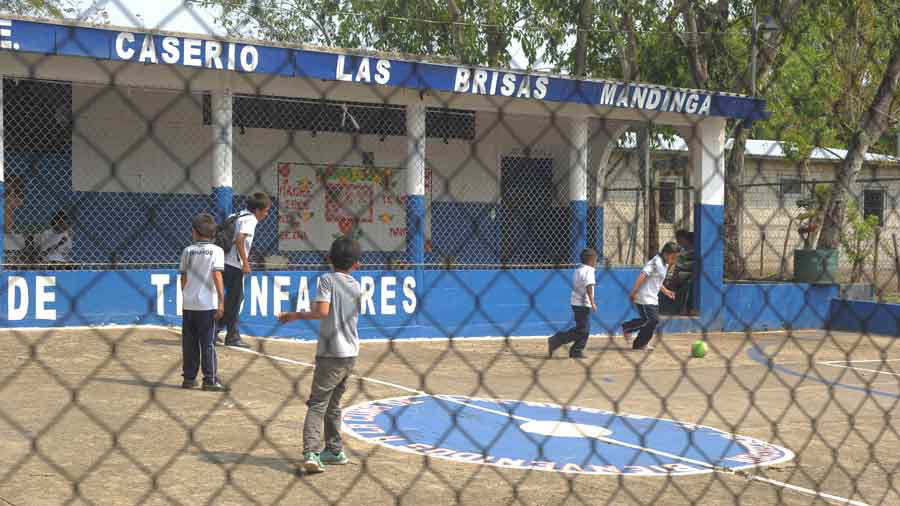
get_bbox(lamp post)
[750,6,779,97]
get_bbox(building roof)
[0,14,768,121]
[618,134,900,164]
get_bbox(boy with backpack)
[276,237,362,474]
[217,193,271,348]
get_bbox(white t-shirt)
[180,241,225,311]
[3,232,25,251]
[224,211,259,268]
[570,264,596,307]
[39,229,72,262]
[636,255,668,306]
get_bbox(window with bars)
[659,181,676,224]
[779,177,802,197]
[202,95,475,140]
[863,188,885,225]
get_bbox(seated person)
[38,211,73,268]
[660,230,695,315]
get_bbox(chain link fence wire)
[1,2,899,506]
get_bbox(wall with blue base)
[827,299,900,336]
[0,268,840,340]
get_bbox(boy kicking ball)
[622,242,681,351]
[277,237,362,474]
[548,248,597,359]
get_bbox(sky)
[77,0,541,70]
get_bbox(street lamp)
[750,6,780,97]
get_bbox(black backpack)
[215,211,250,254]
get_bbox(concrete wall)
[0,269,839,337]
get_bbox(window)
[780,178,802,196]
[659,182,676,224]
[863,189,885,225]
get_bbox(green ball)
[691,340,708,358]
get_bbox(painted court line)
[167,327,869,506]
[819,359,900,364]
[818,363,900,378]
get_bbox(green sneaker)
[302,452,325,474]
[320,448,349,465]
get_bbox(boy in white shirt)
[39,210,72,267]
[220,193,271,348]
[180,213,228,391]
[548,248,598,359]
[622,242,682,351]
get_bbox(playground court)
[0,326,897,506]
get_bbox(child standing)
[179,213,228,392]
[276,237,362,474]
[548,248,598,359]
[622,242,682,351]
[220,192,271,348]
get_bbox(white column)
[405,101,426,266]
[406,102,426,197]
[211,86,233,222]
[566,116,590,263]
[567,116,589,202]
[684,118,726,207]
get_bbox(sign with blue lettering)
[343,395,793,476]
[0,17,767,121]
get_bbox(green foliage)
[840,200,881,281]
[1,0,108,23]
[795,183,832,249]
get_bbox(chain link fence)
[1,3,899,506]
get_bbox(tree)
[1,0,108,22]
[670,0,805,279]
[195,0,531,67]
[812,0,900,249]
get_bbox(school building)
[0,15,846,338]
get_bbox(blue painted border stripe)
[4,18,768,121]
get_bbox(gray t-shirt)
[314,272,362,358]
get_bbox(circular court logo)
[342,395,794,476]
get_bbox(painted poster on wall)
[276,162,432,252]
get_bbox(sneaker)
[224,339,250,349]
[181,379,197,389]
[303,452,326,474]
[202,380,230,392]
[621,325,635,339]
[214,336,224,346]
[547,335,562,358]
[569,351,586,359]
[320,448,349,465]
[632,345,655,352]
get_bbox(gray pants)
[303,356,356,454]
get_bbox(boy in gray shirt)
[277,237,362,473]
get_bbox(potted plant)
[793,183,838,283]
[840,200,880,283]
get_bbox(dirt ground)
[0,326,898,506]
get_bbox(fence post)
[567,116,589,265]
[406,100,426,325]
[760,231,765,277]
[211,85,233,224]
[892,233,900,292]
